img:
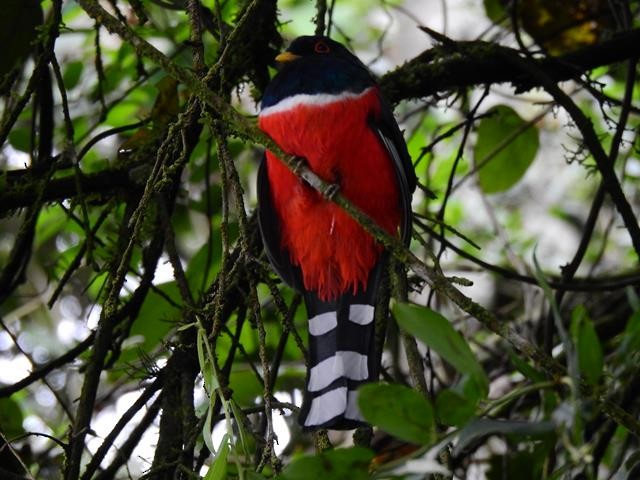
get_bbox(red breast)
[259,87,401,300]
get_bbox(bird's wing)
[256,154,303,290]
[369,94,416,246]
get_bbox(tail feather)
[298,262,385,430]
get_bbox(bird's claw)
[292,156,339,199]
[292,156,307,175]
[323,183,340,200]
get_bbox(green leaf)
[483,0,507,23]
[230,400,257,460]
[196,321,224,458]
[618,310,640,354]
[278,447,373,480]
[358,383,436,445]
[8,127,31,153]
[201,399,216,457]
[62,61,84,90]
[0,397,25,438]
[35,206,69,247]
[228,369,262,405]
[197,326,218,392]
[435,388,476,427]
[393,302,488,398]
[570,305,603,385]
[474,105,539,193]
[508,349,545,382]
[85,271,108,301]
[204,434,230,480]
[454,419,555,456]
[274,368,305,392]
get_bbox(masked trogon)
[257,35,416,430]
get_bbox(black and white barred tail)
[298,265,384,430]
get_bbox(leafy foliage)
[474,105,540,194]
[279,447,373,480]
[1,0,640,479]
[358,383,436,445]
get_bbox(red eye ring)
[314,41,330,54]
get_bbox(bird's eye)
[314,41,330,54]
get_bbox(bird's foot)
[292,156,307,175]
[323,182,340,200]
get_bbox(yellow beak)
[275,51,301,63]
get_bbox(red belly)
[259,88,401,300]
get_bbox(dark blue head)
[261,36,375,109]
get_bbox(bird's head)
[274,36,365,68]
[261,36,373,108]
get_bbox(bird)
[257,35,416,430]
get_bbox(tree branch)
[0,168,135,216]
[0,333,95,398]
[379,28,640,103]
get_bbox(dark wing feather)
[369,94,416,246]
[256,154,303,290]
